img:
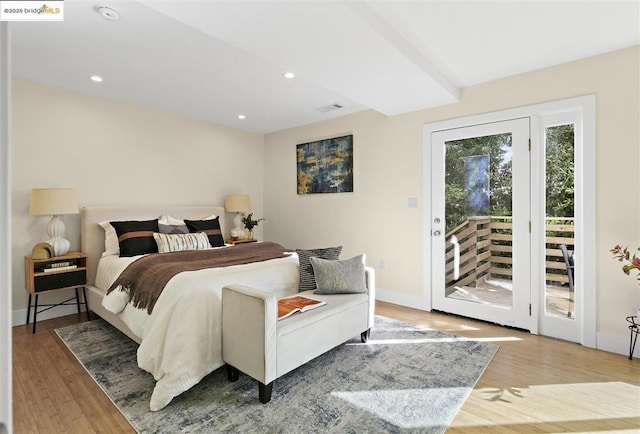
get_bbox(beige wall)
[264,46,640,350]
[11,80,265,317]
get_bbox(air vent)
[315,104,343,113]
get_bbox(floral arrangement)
[242,213,265,232]
[610,245,640,284]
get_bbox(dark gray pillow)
[296,246,342,292]
[158,223,189,234]
[311,255,367,295]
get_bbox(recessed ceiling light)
[97,6,120,21]
[237,114,246,120]
[89,75,103,83]
[283,72,295,79]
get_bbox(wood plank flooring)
[12,302,640,433]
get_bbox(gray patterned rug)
[56,315,497,433]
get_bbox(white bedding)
[99,251,300,411]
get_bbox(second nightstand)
[225,238,258,245]
[25,251,90,333]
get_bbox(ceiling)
[10,1,640,134]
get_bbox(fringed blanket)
[108,242,290,314]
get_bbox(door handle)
[433,230,441,236]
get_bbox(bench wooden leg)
[226,364,239,382]
[259,382,273,403]
[361,328,371,343]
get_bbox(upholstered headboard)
[81,206,226,286]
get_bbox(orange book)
[278,295,327,320]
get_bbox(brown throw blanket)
[107,242,291,314]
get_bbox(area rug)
[56,316,497,433]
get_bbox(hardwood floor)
[12,303,640,433]
[377,302,640,433]
[13,315,134,434]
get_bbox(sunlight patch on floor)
[332,388,466,429]
[451,381,640,428]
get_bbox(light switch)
[407,197,418,208]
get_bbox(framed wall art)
[296,134,353,194]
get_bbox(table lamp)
[29,188,79,256]
[225,194,250,240]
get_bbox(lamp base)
[230,212,245,240]
[47,215,70,256]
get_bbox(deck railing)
[444,216,574,293]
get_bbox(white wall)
[11,80,265,322]
[264,46,640,353]
[1,22,12,434]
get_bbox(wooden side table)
[626,316,639,360]
[225,238,258,245]
[25,251,90,334]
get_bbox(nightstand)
[225,238,258,245]
[25,251,90,334]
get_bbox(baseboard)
[375,288,428,311]
[12,304,87,327]
[14,292,633,358]
[596,331,636,358]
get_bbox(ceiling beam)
[344,1,460,102]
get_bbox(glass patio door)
[537,112,582,343]
[431,118,531,329]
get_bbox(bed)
[80,205,300,411]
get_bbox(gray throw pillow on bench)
[296,246,342,292]
[311,255,367,295]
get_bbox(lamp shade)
[224,194,250,213]
[29,189,79,216]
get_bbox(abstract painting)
[297,134,353,194]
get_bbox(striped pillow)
[153,232,211,253]
[296,246,342,292]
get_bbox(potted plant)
[611,245,640,281]
[242,213,265,240]
[610,244,640,317]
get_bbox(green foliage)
[445,133,512,233]
[545,124,575,218]
[443,125,575,234]
[610,245,640,285]
[241,213,265,231]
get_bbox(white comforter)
[98,251,300,411]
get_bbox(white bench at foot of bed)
[221,269,375,403]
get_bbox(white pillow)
[99,221,119,257]
[158,214,218,225]
[158,215,186,226]
[153,232,211,253]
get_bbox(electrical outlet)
[379,260,385,269]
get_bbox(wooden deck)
[447,278,574,318]
[445,216,575,294]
